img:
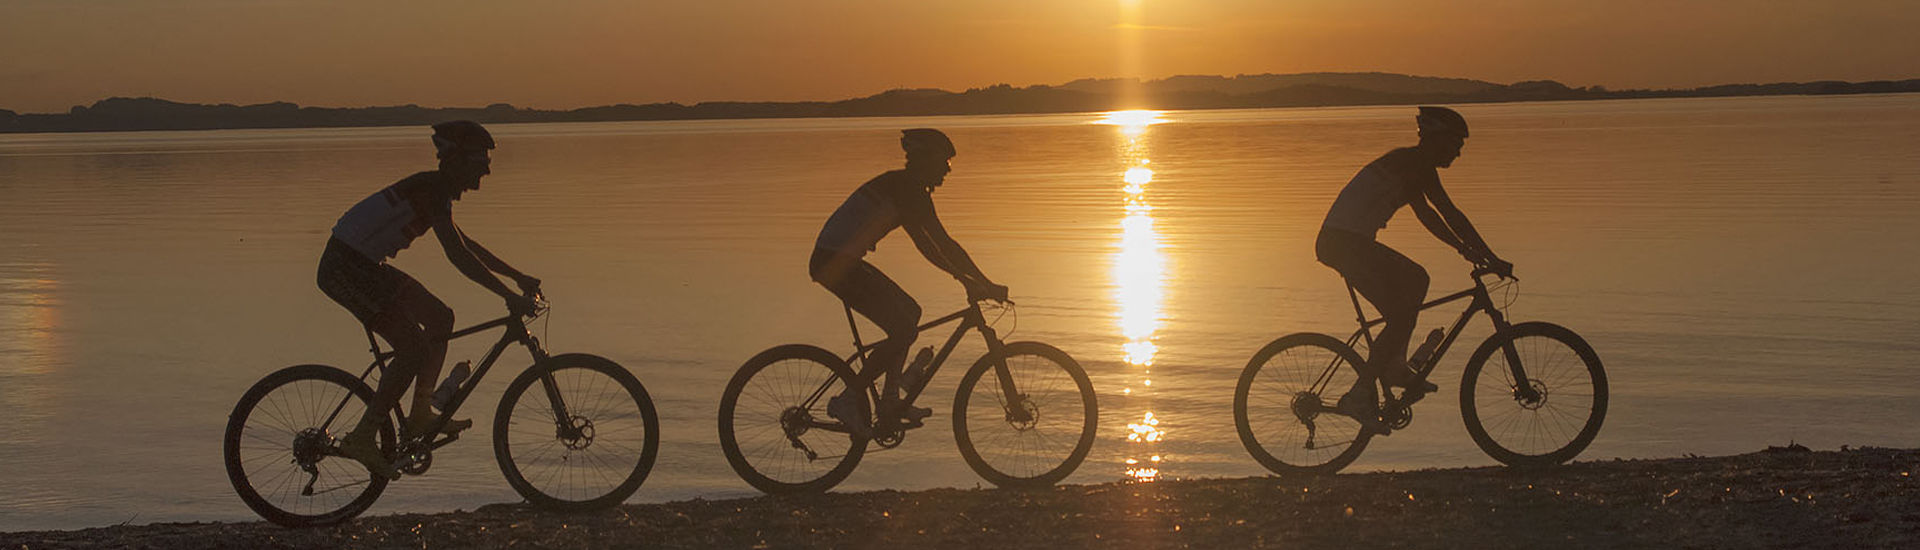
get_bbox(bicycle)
[718,299,1098,494]
[222,295,660,527]
[1233,267,1607,474]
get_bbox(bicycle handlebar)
[974,296,1015,307]
[521,290,550,320]
[1471,265,1517,282]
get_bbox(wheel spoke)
[1235,336,1371,474]
[956,347,1094,487]
[720,349,862,493]
[226,367,388,526]
[1464,328,1604,464]
[498,360,654,507]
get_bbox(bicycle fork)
[1486,312,1543,404]
[979,328,1036,426]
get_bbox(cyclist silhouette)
[316,120,541,477]
[810,128,1008,436]
[1318,106,1513,427]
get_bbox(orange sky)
[2,0,1916,113]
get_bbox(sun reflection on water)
[1101,110,1169,482]
[1100,110,1167,138]
[0,264,64,443]
[0,267,62,375]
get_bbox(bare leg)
[1318,231,1428,398]
[389,282,454,428]
[830,261,921,398]
[356,308,431,437]
[813,252,922,420]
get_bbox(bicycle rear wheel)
[718,344,868,494]
[1234,333,1374,475]
[953,341,1098,489]
[224,364,393,527]
[494,353,659,510]
[1460,322,1608,467]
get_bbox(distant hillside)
[1059,72,1503,96]
[3,72,1917,134]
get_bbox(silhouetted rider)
[811,128,1008,436]
[1319,106,1513,427]
[318,120,541,478]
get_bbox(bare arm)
[1411,174,1512,276]
[459,230,539,291]
[1410,174,1494,258]
[432,216,535,312]
[910,223,992,281]
[1407,196,1465,252]
[899,190,1005,299]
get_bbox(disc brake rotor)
[560,415,596,451]
[1516,379,1549,410]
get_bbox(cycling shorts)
[317,236,416,323]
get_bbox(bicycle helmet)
[900,128,956,160]
[431,120,496,159]
[1416,106,1469,139]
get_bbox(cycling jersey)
[331,172,453,261]
[815,170,934,256]
[1321,148,1433,238]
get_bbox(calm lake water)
[3,95,1918,530]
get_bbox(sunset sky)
[2,0,1916,113]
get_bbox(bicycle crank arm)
[1391,388,1431,406]
[426,433,460,450]
[387,452,430,476]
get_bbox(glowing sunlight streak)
[0,266,64,433]
[0,270,62,375]
[1108,110,1169,482]
[1097,109,1166,138]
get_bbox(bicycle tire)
[494,353,659,510]
[224,364,394,527]
[1460,321,1608,467]
[1234,333,1374,475]
[718,344,868,494]
[952,341,1098,489]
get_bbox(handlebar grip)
[1472,266,1518,282]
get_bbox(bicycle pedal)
[902,406,932,422]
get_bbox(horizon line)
[10,70,1919,116]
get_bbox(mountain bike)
[718,299,1098,494]
[1233,267,1607,474]
[223,295,659,527]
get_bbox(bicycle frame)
[790,302,1020,430]
[1334,269,1535,402]
[839,302,1015,408]
[322,313,564,452]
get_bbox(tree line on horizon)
[3,72,1917,134]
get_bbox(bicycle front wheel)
[1234,333,1373,475]
[494,353,659,510]
[953,341,1098,489]
[718,344,868,494]
[1460,322,1608,467]
[224,364,393,527]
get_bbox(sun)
[1097,109,1165,128]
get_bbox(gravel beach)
[6,446,1916,549]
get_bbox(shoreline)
[5,445,1916,549]
[5,78,1917,136]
